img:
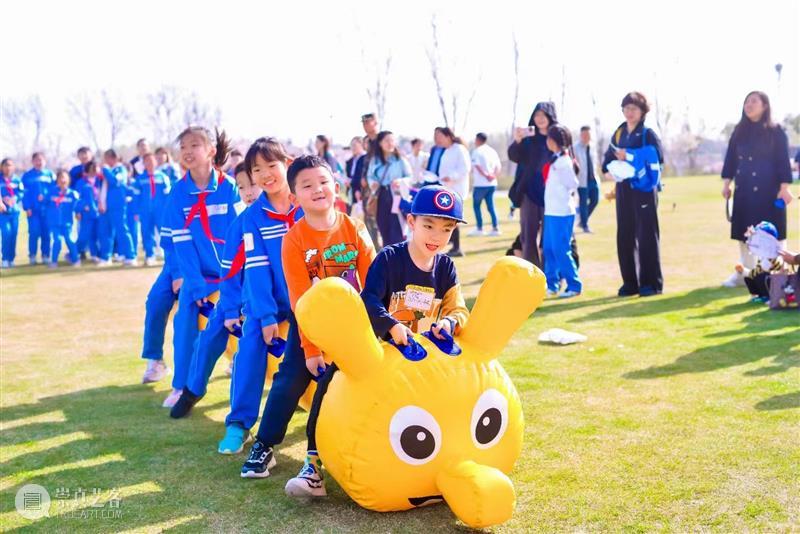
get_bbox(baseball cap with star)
[410,185,467,223]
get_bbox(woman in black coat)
[508,101,557,268]
[721,91,793,287]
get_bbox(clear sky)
[2,0,798,155]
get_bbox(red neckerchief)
[54,189,67,207]
[148,173,156,198]
[207,242,245,283]
[87,175,100,201]
[184,190,225,244]
[264,205,300,228]
[2,175,14,198]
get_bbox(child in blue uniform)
[0,158,23,268]
[160,126,241,408]
[136,152,172,266]
[46,170,80,267]
[98,150,137,267]
[69,147,93,188]
[219,137,303,457]
[169,162,261,418]
[21,152,54,264]
[75,161,103,261]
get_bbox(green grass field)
[1,175,798,533]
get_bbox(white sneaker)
[162,388,183,408]
[71,261,81,268]
[145,257,158,267]
[96,259,113,268]
[29,256,38,265]
[123,259,140,267]
[113,254,123,263]
[467,228,485,237]
[1,260,9,268]
[47,262,58,269]
[722,271,745,288]
[559,290,581,299]
[285,458,327,497]
[487,228,502,236]
[142,359,169,384]
[546,290,559,299]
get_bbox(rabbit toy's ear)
[459,257,546,363]
[296,277,384,380]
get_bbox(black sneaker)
[169,388,202,419]
[639,286,662,297]
[241,440,276,478]
[617,285,639,297]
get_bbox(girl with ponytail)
[152,125,243,408]
[542,124,582,298]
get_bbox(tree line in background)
[3,13,799,179]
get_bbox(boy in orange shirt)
[242,154,376,494]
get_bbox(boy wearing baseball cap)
[361,184,469,346]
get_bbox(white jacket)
[544,154,578,216]
[439,143,471,199]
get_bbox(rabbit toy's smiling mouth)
[408,495,443,506]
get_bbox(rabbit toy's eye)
[471,389,508,449]
[389,406,442,465]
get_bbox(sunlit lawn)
[1,175,798,532]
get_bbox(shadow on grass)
[567,286,736,323]
[754,392,800,410]
[0,384,468,532]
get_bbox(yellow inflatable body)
[296,257,545,528]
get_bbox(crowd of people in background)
[1,90,798,300]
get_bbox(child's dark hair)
[287,155,332,194]
[475,132,488,143]
[621,91,650,116]
[83,160,98,174]
[155,146,172,160]
[410,138,423,147]
[176,126,232,170]
[375,130,401,165]
[1,157,12,166]
[31,152,44,160]
[77,146,91,156]
[547,125,580,175]
[55,168,70,181]
[244,137,290,175]
[104,149,118,160]
[233,162,248,177]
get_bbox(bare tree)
[147,86,182,144]
[181,91,222,128]
[590,93,607,167]
[101,90,132,147]
[27,95,45,151]
[510,31,520,136]
[66,92,102,152]
[560,64,566,116]
[425,14,482,133]
[1,98,32,159]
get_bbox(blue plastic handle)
[267,337,287,357]
[311,366,327,382]
[198,300,215,318]
[422,327,462,356]
[388,337,428,361]
[230,323,243,338]
[774,198,786,209]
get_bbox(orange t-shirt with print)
[281,211,377,358]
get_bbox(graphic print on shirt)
[387,284,443,333]
[303,242,361,290]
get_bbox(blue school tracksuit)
[185,210,248,397]
[133,170,171,259]
[226,192,304,434]
[166,169,241,391]
[141,219,180,361]
[128,157,144,255]
[100,164,136,261]
[75,176,102,258]
[69,164,84,189]
[21,167,54,260]
[46,187,80,264]
[1,174,23,264]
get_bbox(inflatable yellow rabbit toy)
[295,256,545,528]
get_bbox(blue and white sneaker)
[217,424,252,455]
[285,455,326,497]
[241,440,276,478]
